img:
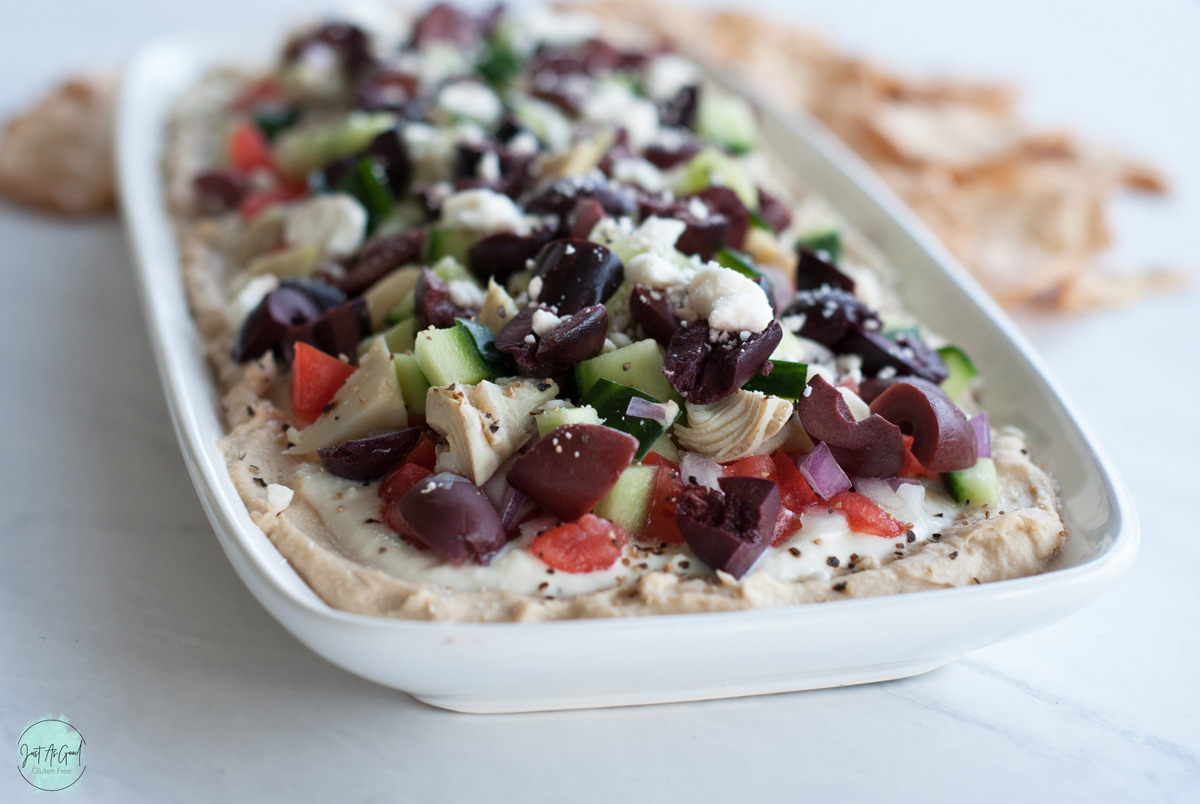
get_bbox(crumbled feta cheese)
[609,331,633,348]
[531,309,567,336]
[284,44,344,101]
[448,280,487,309]
[437,81,503,127]
[229,273,279,325]
[611,157,665,192]
[266,483,294,515]
[440,188,527,235]
[626,252,688,288]
[687,197,710,219]
[508,8,599,54]
[602,338,617,353]
[781,314,807,332]
[404,122,478,183]
[476,150,501,182]
[283,194,367,259]
[513,97,573,151]
[685,264,773,333]
[507,131,540,155]
[582,82,660,150]
[416,42,473,87]
[635,216,688,249]
[527,276,544,301]
[644,54,701,101]
[837,387,871,422]
[878,365,898,380]
[339,0,410,54]
[524,334,537,345]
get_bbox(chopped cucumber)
[393,353,431,416]
[335,156,395,234]
[364,266,421,331]
[476,32,522,88]
[581,378,680,462]
[511,97,572,151]
[534,405,602,438]
[937,346,979,401]
[454,318,510,378]
[648,433,680,462]
[273,111,396,177]
[384,289,417,327]
[743,360,809,400]
[575,339,675,404]
[427,227,477,266]
[674,147,758,209]
[413,325,490,387]
[946,457,999,506]
[593,464,657,536]
[431,254,475,284]
[796,228,841,264]
[772,326,805,363]
[696,87,758,155]
[359,317,418,358]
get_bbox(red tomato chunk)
[290,342,355,426]
[530,514,628,573]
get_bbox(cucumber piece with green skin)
[593,464,657,536]
[454,318,510,378]
[772,326,805,362]
[273,111,397,177]
[427,228,478,266]
[476,32,522,88]
[393,353,431,416]
[359,317,417,358]
[336,157,395,234]
[384,289,416,327]
[742,360,809,400]
[580,378,680,462]
[575,339,676,404]
[946,457,999,506]
[937,346,979,401]
[431,255,475,284]
[534,405,602,438]
[696,88,758,155]
[747,210,772,232]
[253,106,299,141]
[648,433,680,462]
[413,325,491,387]
[675,148,759,209]
[796,229,841,264]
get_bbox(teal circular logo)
[16,718,86,792]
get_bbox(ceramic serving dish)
[116,33,1138,714]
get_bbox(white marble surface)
[1,1,1197,801]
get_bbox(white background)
[1,1,1197,801]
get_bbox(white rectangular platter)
[116,33,1138,714]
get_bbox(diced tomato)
[228,122,274,172]
[290,342,356,426]
[642,462,685,544]
[726,454,774,480]
[640,451,674,469]
[899,434,938,480]
[234,78,284,112]
[768,451,822,545]
[404,438,438,472]
[828,491,906,539]
[530,514,627,573]
[378,463,433,549]
[238,178,309,221]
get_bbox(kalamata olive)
[507,424,639,521]
[528,39,623,77]
[638,195,729,261]
[869,378,977,472]
[340,228,427,297]
[696,187,750,250]
[757,188,792,234]
[781,286,877,349]
[568,198,607,240]
[284,23,374,81]
[659,84,698,129]
[193,170,248,214]
[663,320,783,404]
[305,299,371,362]
[676,476,780,579]
[415,268,469,329]
[468,228,556,285]
[457,141,535,199]
[352,67,418,114]
[397,472,506,564]
[496,304,608,377]
[318,428,423,480]
[233,288,322,363]
[629,284,678,345]
[411,3,485,47]
[796,375,905,478]
[363,126,412,196]
[525,176,639,226]
[838,328,949,385]
[531,240,624,314]
[531,74,586,116]
[280,279,348,312]
[644,139,702,170]
[794,248,856,293]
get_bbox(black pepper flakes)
[322,401,336,413]
[246,405,255,417]
[931,533,942,541]
[949,551,959,559]
[833,582,847,592]
[537,383,551,392]
[789,547,801,557]
[826,556,840,567]
[489,423,500,433]
[679,561,690,569]
[906,530,916,543]
[252,477,267,488]
[248,465,260,474]
[364,518,380,524]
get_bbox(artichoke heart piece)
[674,390,796,463]
[428,378,559,485]
[287,338,409,453]
[477,278,519,335]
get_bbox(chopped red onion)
[887,477,921,491]
[500,487,527,531]
[626,396,668,421]
[800,442,852,500]
[680,451,723,490]
[518,512,559,541]
[969,412,992,458]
